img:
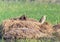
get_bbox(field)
[0,2,60,24]
[0,2,60,42]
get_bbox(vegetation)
[0,2,60,24]
[0,2,60,42]
[0,0,60,3]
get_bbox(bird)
[19,15,27,20]
[39,15,46,24]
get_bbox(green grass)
[0,2,60,42]
[0,2,60,24]
[1,38,60,42]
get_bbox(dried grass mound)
[2,15,54,39]
[53,24,60,39]
[40,22,54,35]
